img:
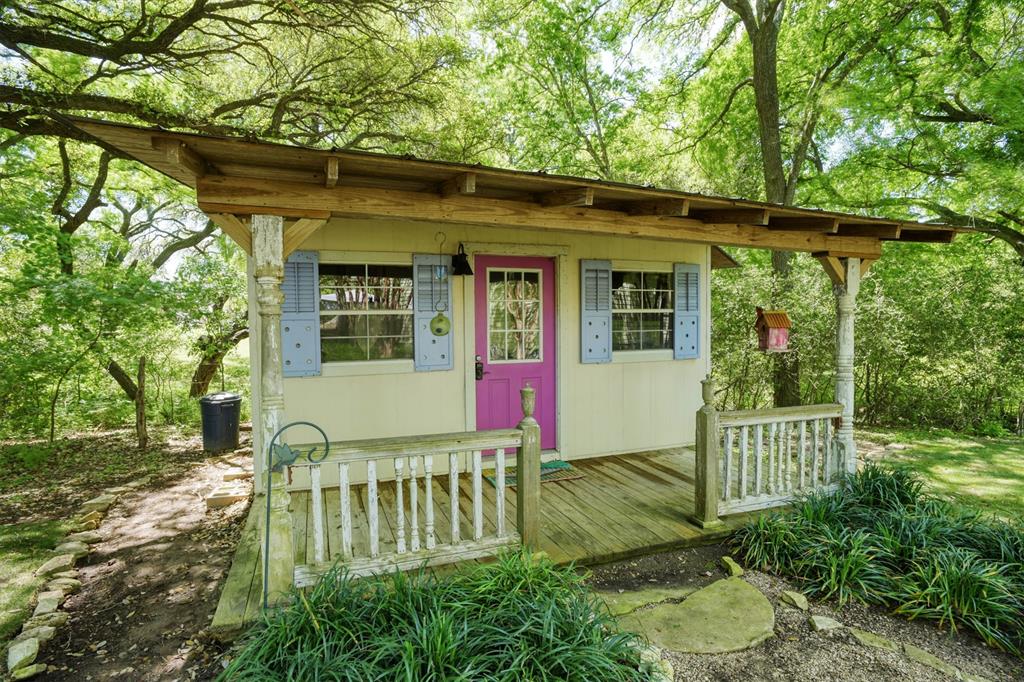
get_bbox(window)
[488,269,542,361]
[318,264,414,362]
[611,270,673,351]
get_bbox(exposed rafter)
[440,172,476,198]
[539,187,593,207]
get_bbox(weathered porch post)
[516,385,541,550]
[253,214,294,603]
[690,376,722,528]
[835,257,860,475]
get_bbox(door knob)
[475,354,485,380]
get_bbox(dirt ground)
[39,447,252,681]
[586,544,1024,682]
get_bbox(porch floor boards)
[210,448,756,637]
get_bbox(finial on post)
[701,375,715,407]
[520,384,537,424]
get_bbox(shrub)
[893,547,1023,655]
[732,465,1024,656]
[732,513,806,574]
[796,525,891,606]
[220,550,644,681]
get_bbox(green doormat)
[486,460,583,489]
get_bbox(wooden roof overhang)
[66,117,958,269]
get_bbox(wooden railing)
[282,388,541,589]
[690,377,845,527]
[718,403,843,513]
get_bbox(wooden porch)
[211,447,755,635]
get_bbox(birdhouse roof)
[756,309,792,329]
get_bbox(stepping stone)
[47,578,81,594]
[13,626,55,645]
[66,531,103,544]
[32,591,63,616]
[77,510,104,524]
[809,615,843,631]
[80,494,116,513]
[35,553,76,576]
[849,627,899,652]
[223,469,253,481]
[780,590,808,611]
[53,541,89,559]
[620,578,774,654]
[7,637,38,672]
[11,663,47,680]
[903,643,959,678]
[104,486,134,494]
[52,570,78,580]
[23,611,69,629]
[598,586,697,616]
[721,556,744,577]
[206,486,248,509]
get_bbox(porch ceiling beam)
[440,172,476,198]
[283,218,326,257]
[325,157,339,188]
[153,137,206,180]
[837,222,901,239]
[539,187,593,207]
[814,253,846,285]
[689,208,769,225]
[206,212,251,254]
[767,216,840,232]
[627,199,689,217]
[195,175,883,257]
[886,229,956,243]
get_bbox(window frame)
[610,265,675,355]
[317,253,416,370]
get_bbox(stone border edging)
[4,476,150,680]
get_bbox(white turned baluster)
[424,456,435,550]
[723,427,734,501]
[739,426,749,499]
[395,458,407,553]
[798,421,807,489]
[495,449,507,537]
[783,421,791,492]
[368,460,379,557]
[409,456,420,552]
[472,450,483,541]
[310,464,325,564]
[811,419,820,487]
[767,423,776,495]
[825,420,834,482]
[754,424,763,496]
[449,452,460,544]
[339,462,352,560]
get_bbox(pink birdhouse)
[755,307,792,352]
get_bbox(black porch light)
[452,243,474,276]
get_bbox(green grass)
[0,518,74,640]
[858,428,1024,519]
[221,550,646,681]
[734,465,1024,656]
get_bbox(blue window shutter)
[281,251,321,377]
[580,259,612,363]
[413,254,453,371]
[673,262,700,360]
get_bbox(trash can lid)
[200,391,242,404]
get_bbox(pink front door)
[474,256,557,450]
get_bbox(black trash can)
[200,392,242,452]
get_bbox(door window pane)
[488,269,543,362]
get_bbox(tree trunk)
[728,0,802,407]
[106,358,138,401]
[188,327,249,398]
[135,356,148,450]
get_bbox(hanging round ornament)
[429,231,452,337]
[430,311,451,336]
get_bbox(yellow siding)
[252,217,711,488]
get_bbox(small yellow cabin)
[64,116,958,632]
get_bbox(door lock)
[475,354,485,381]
